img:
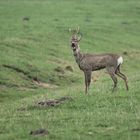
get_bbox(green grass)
[0,0,140,139]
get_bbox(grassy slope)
[0,0,140,139]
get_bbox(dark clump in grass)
[37,96,73,107]
[123,51,128,55]
[54,66,65,74]
[95,123,108,128]
[30,128,49,136]
[65,65,74,72]
[22,16,30,21]
[131,128,140,132]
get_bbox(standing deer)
[70,28,129,94]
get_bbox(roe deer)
[70,28,129,94]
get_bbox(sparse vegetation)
[0,0,140,140]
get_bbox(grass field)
[0,0,140,139]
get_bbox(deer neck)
[73,46,83,65]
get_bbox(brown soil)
[33,80,58,89]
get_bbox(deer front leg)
[84,72,88,94]
[84,70,92,94]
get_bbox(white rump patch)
[117,56,123,66]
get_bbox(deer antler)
[76,26,82,41]
[69,28,77,35]
[76,26,80,34]
[69,27,82,41]
[78,29,82,41]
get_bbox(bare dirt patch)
[33,80,58,89]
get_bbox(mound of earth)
[37,96,73,107]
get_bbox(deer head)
[69,27,82,51]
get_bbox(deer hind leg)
[107,67,118,92]
[115,65,129,91]
[84,70,92,94]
